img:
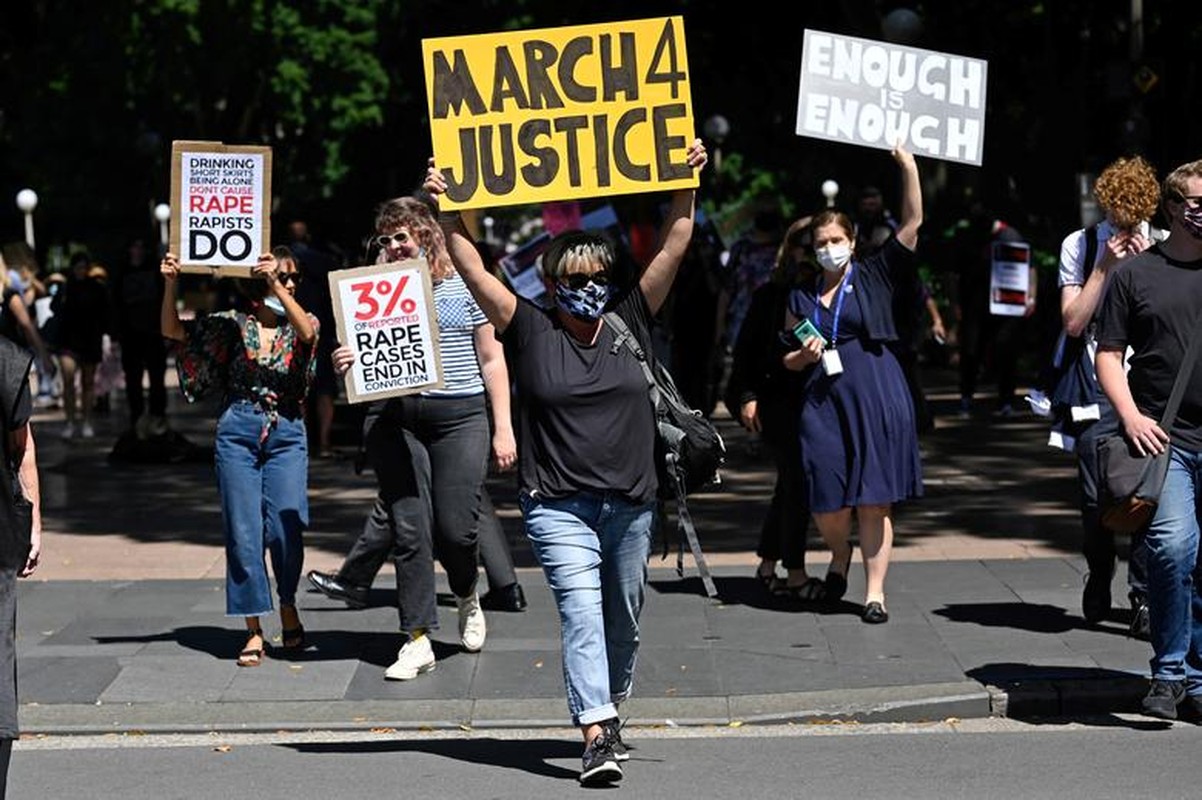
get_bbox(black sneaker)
[603,717,630,762]
[1141,679,1186,720]
[579,728,623,785]
[1129,597,1151,641]
[1081,569,1112,624]
[1180,694,1202,724]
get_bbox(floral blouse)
[175,310,319,432]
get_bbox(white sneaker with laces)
[61,422,76,440]
[384,635,436,681]
[457,592,486,652]
[81,422,96,438]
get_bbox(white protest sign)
[170,141,272,276]
[989,240,1031,316]
[329,260,444,403]
[796,30,987,165]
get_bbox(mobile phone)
[793,318,827,348]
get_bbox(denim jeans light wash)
[520,490,654,726]
[1144,445,1202,692]
[214,402,308,617]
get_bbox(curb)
[19,681,996,736]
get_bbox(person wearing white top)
[1056,155,1161,633]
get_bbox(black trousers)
[1074,402,1148,599]
[119,331,167,424]
[754,393,810,569]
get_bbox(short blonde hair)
[1093,156,1160,230]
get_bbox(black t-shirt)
[1096,245,1202,450]
[0,335,32,561]
[502,289,657,503]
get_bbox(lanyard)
[812,264,853,347]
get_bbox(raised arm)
[639,139,708,315]
[254,252,316,344]
[159,253,186,342]
[425,162,517,333]
[1060,230,1150,337]
[892,144,922,251]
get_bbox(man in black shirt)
[1096,157,1202,721]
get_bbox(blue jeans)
[520,490,654,726]
[1145,446,1202,691]
[214,402,309,617]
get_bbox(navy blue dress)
[789,245,923,513]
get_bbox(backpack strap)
[1082,224,1099,278]
[604,312,718,599]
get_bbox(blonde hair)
[1163,159,1202,214]
[373,197,454,279]
[1093,156,1160,230]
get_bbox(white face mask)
[815,243,852,272]
[263,296,286,316]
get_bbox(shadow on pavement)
[932,601,1141,641]
[281,738,582,780]
[648,574,865,618]
[967,662,1153,722]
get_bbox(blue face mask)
[554,280,610,321]
[263,296,286,316]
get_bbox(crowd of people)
[4,137,1202,790]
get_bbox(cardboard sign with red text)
[329,260,444,403]
[170,141,272,276]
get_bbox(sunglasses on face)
[278,272,300,286]
[558,271,610,290]
[375,230,413,250]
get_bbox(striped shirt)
[424,272,486,397]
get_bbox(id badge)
[821,348,843,376]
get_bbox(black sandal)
[823,572,848,602]
[780,577,827,602]
[237,628,265,667]
[281,625,306,650]
[754,568,778,590]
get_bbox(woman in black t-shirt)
[425,140,707,786]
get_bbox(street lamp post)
[16,189,38,250]
[154,203,171,250]
[821,179,840,208]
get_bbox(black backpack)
[606,312,725,597]
[1034,224,1101,438]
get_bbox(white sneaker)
[81,422,96,438]
[60,422,76,440]
[384,635,436,681]
[457,592,487,652]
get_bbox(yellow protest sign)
[422,16,697,211]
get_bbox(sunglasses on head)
[375,230,413,250]
[558,271,610,290]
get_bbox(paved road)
[13,366,1156,735]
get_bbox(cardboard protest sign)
[989,241,1031,316]
[795,30,988,165]
[422,16,698,210]
[329,260,443,403]
[170,141,272,276]
[498,232,553,307]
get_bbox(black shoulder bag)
[605,312,724,599]
[1098,313,1202,534]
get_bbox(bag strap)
[604,312,718,599]
[1159,312,1202,430]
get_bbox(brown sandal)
[237,628,265,667]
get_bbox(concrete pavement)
[18,367,1153,734]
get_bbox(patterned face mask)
[1183,203,1202,240]
[554,279,611,321]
